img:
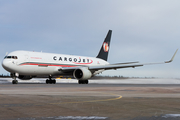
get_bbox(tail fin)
[96,30,112,61]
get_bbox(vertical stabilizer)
[96,30,112,61]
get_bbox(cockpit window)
[4,56,18,59]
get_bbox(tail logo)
[103,42,109,52]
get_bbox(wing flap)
[111,61,139,65]
[89,64,143,70]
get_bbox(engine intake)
[73,68,92,80]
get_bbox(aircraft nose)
[2,59,7,68]
[2,59,12,72]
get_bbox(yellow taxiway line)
[50,93,122,104]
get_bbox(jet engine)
[18,75,33,80]
[73,68,92,80]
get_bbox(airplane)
[1,30,178,84]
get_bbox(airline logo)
[103,42,109,52]
[53,56,93,65]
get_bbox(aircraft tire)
[46,79,49,84]
[78,80,88,84]
[85,80,88,84]
[12,80,18,84]
[52,79,56,84]
[46,79,56,84]
[78,80,81,84]
[79,80,83,84]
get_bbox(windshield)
[4,56,18,59]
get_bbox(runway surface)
[0,78,180,120]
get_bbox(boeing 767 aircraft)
[2,30,178,84]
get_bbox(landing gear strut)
[46,75,56,84]
[78,80,88,84]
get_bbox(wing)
[59,49,178,72]
[58,61,140,72]
[90,49,178,70]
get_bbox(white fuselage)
[2,51,109,76]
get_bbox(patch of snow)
[162,114,180,118]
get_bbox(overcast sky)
[0,0,179,78]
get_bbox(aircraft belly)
[15,65,62,76]
[14,66,38,75]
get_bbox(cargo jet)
[2,30,178,84]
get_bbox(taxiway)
[0,78,180,120]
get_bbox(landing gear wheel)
[85,80,88,84]
[12,80,18,84]
[46,79,56,84]
[78,80,88,84]
[46,79,49,84]
[52,79,56,84]
[78,80,82,84]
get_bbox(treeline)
[0,74,156,79]
[91,76,157,79]
[91,75,129,79]
[0,74,11,78]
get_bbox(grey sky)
[0,0,179,78]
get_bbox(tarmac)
[0,78,180,120]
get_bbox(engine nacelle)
[18,75,33,80]
[73,68,92,80]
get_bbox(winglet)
[165,49,178,63]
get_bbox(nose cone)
[2,59,12,72]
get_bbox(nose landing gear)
[11,73,18,84]
[12,80,18,84]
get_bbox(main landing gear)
[46,75,56,84]
[78,80,89,84]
